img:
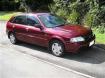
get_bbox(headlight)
[70,36,85,42]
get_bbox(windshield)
[38,14,67,28]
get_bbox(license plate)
[89,40,94,46]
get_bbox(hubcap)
[10,34,16,44]
[52,43,63,56]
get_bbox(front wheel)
[50,40,65,57]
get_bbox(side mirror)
[35,24,43,30]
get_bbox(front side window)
[27,16,40,26]
[13,15,27,25]
[38,14,67,28]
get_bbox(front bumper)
[65,35,95,53]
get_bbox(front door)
[26,15,48,46]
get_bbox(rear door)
[12,15,29,42]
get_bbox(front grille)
[82,31,93,42]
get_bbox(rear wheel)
[9,33,17,44]
[49,40,65,57]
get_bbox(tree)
[0,0,53,12]
[0,0,20,11]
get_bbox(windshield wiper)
[56,24,65,27]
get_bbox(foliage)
[94,29,105,44]
[97,23,105,33]
[49,0,105,33]
[0,0,53,12]
[68,2,89,24]
[0,0,20,11]
[84,8,98,27]
[67,10,80,24]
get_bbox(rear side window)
[12,15,27,25]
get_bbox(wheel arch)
[48,36,65,49]
[48,37,66,56]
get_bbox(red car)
[6,13,95,56]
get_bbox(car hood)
[53,24,91,37]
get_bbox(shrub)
[68,2,89,24]
[67,11,80,24]
[84,8,98,27]
[49,0,105,33]
[97,23,105,33]
[56,9,68,18]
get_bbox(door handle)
[26,28,29,31]
[12,25,15,28]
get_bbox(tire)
[49,40,65,57]
[87,46,93,49]
[9,33,17,44]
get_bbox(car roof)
[15,13,50,17]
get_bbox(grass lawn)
[94,30,105,44]
[0,11,105,44]
[0,11,21,21]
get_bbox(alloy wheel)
[51,41,64,56]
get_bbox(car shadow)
[63,44,105,64]
[17,42,49,53]
[17,42,105,64]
